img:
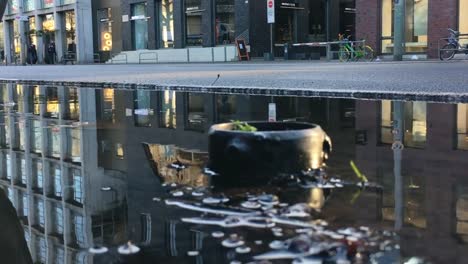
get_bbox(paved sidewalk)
[1,60,467,95]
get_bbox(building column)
[4,21,13,64]
[35,15,44,64]
[75,0,94,63]
[202,0,215,47]
[355,0,380,54]
[173,0,185,48]
[427,0,458,59]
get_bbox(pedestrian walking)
[47,41,56,64]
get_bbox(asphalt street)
[0,60,467,95]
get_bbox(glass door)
[131,3,148,50]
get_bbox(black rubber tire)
[440,43,456,61]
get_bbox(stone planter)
[208,122,331,184]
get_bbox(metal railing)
[110,53,128,64]
[138,52,158,64]
[277,40,368,61]
[438,35,468,57]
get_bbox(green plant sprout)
[231,120,257,132]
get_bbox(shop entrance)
[275,6,295,43]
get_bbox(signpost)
[266,0,275,60]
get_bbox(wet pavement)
[0,82,467,263]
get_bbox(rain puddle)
[0,81,467,264]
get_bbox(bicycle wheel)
[338,47,350,62]
[362,46,375,62]
[440,43,456,61]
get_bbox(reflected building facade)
[0,84,126,264]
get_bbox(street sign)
[268,103,276,122]
[267,0,275,24]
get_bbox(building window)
[381,0,428,54]
[24,0,35,13]
[134,90,152,127]
[15,85,25,112]
[21,193,28,218]
[8,0,19,14]
[160,91,176,128]
[0,23,4,56]
[73,169,83,203]
[98,8,113,51]
[185,0,203,46]
[41,0,54,9]
[186,93,206,131]
[36,198,45,228]
[46,87,59,118]
[102,88,115,122]
[53,165,62,197]
[65,87,79,120]
[116,143,124,158]
[54,205,64,234]
[460,0,468,46]
[2,116,11,148]
[65,11,76,54]
[380,100,427,148]
[16,119,25,151]
[73,214,85,246]
[215,0,235,45]
[31,120,42,154]
[131,3,148,50]
[54,247,65,264]
[216,95,236,122]
[36,237,47,263]
[160,0,174,48]
[457,104,468,150]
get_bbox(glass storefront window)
[457,104,468,150]
[160,91,176,128]
[46,87,59,118]
[24,0,35,12]
[380,100,427,148]
[67,128,81,163]
[131,3,148,50]
[215,0,235,45]
[185,0,203,46]
[65,12,76,53]
[381,0,428,53]
[134,90,152,127]
[460,0,468,46]
[98,8,113,51]
[41,0,54,9]
[186,93,206,131]
[160,0,174,48]
[8,0,19,14]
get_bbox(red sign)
[268,1,273,8]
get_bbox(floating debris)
[257,194,279,206]
[269,240,285,250]
[187,251,199,256]
[255,240,263,245]
[191,191,205,197]
[280,203,311,218]
[212,231,225,238]
[88,246,109,254]
[203,196,230,204]
[203,168,219,176]
[182,216,275,228]
[222,234,245,248]
[118,241,140,255]
[166,199,258,216]
[152,197,161,202]
[241,201,262,209]
[236,246,252,254]
[171,191,184,197]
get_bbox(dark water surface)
[0,82,467,264]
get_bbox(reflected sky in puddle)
[0,82,467,263]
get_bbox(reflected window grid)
[116,143,124,159]
[36,237,47,263]
[22,193,28,217]
[6,154,12,180]
[48,124,61,158]
[186,94,206,131]
[55,205,64,235]
[33,86,41,116]
[160,91,176,129]
[20,158,27,185]
[46,87,60,118]
[35,160,44,190]
[68,128,81,163]
[134,90,152,127]
[31,120,42,154]
[102,88,115,122]
[36,199,45,228]
[66,88,80,120]
[73,170,83,203]
[54,247,65,264]
[54,166,62,197]
[74,214,85,246]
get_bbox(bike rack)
[110,53,128,64]
[330,40,371,61]
[138,52,158,64]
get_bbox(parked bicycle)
[439,28,468,61]
[338,34,374,62]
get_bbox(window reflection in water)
[380,100,427,148]
[15,85,25,112]
[73,214,85,246]
[102,88,115,122]
[46,87,60,118]
[160,90,176,128]
[457,104,468,150]
[216,95,236,122]
[66,87,80,120]
[34,160,43,190]
[54,205,64,235]
[6,153,12,179]
[31,120,42,154]
[3,116,11,148]
[21,193,28,219]
[134,90,152,127]
[73,169,83,203]
[33,86,41,116]
[186,93,206,131]
[19,157,26,185]
[36,237,47,263]
[16,118,25,151]
[48,123,60,158]
[456,186,468,242]
[67,128,81,163]
[36,198,45,228]
[53,165,62,197]
[54,247,65,264]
